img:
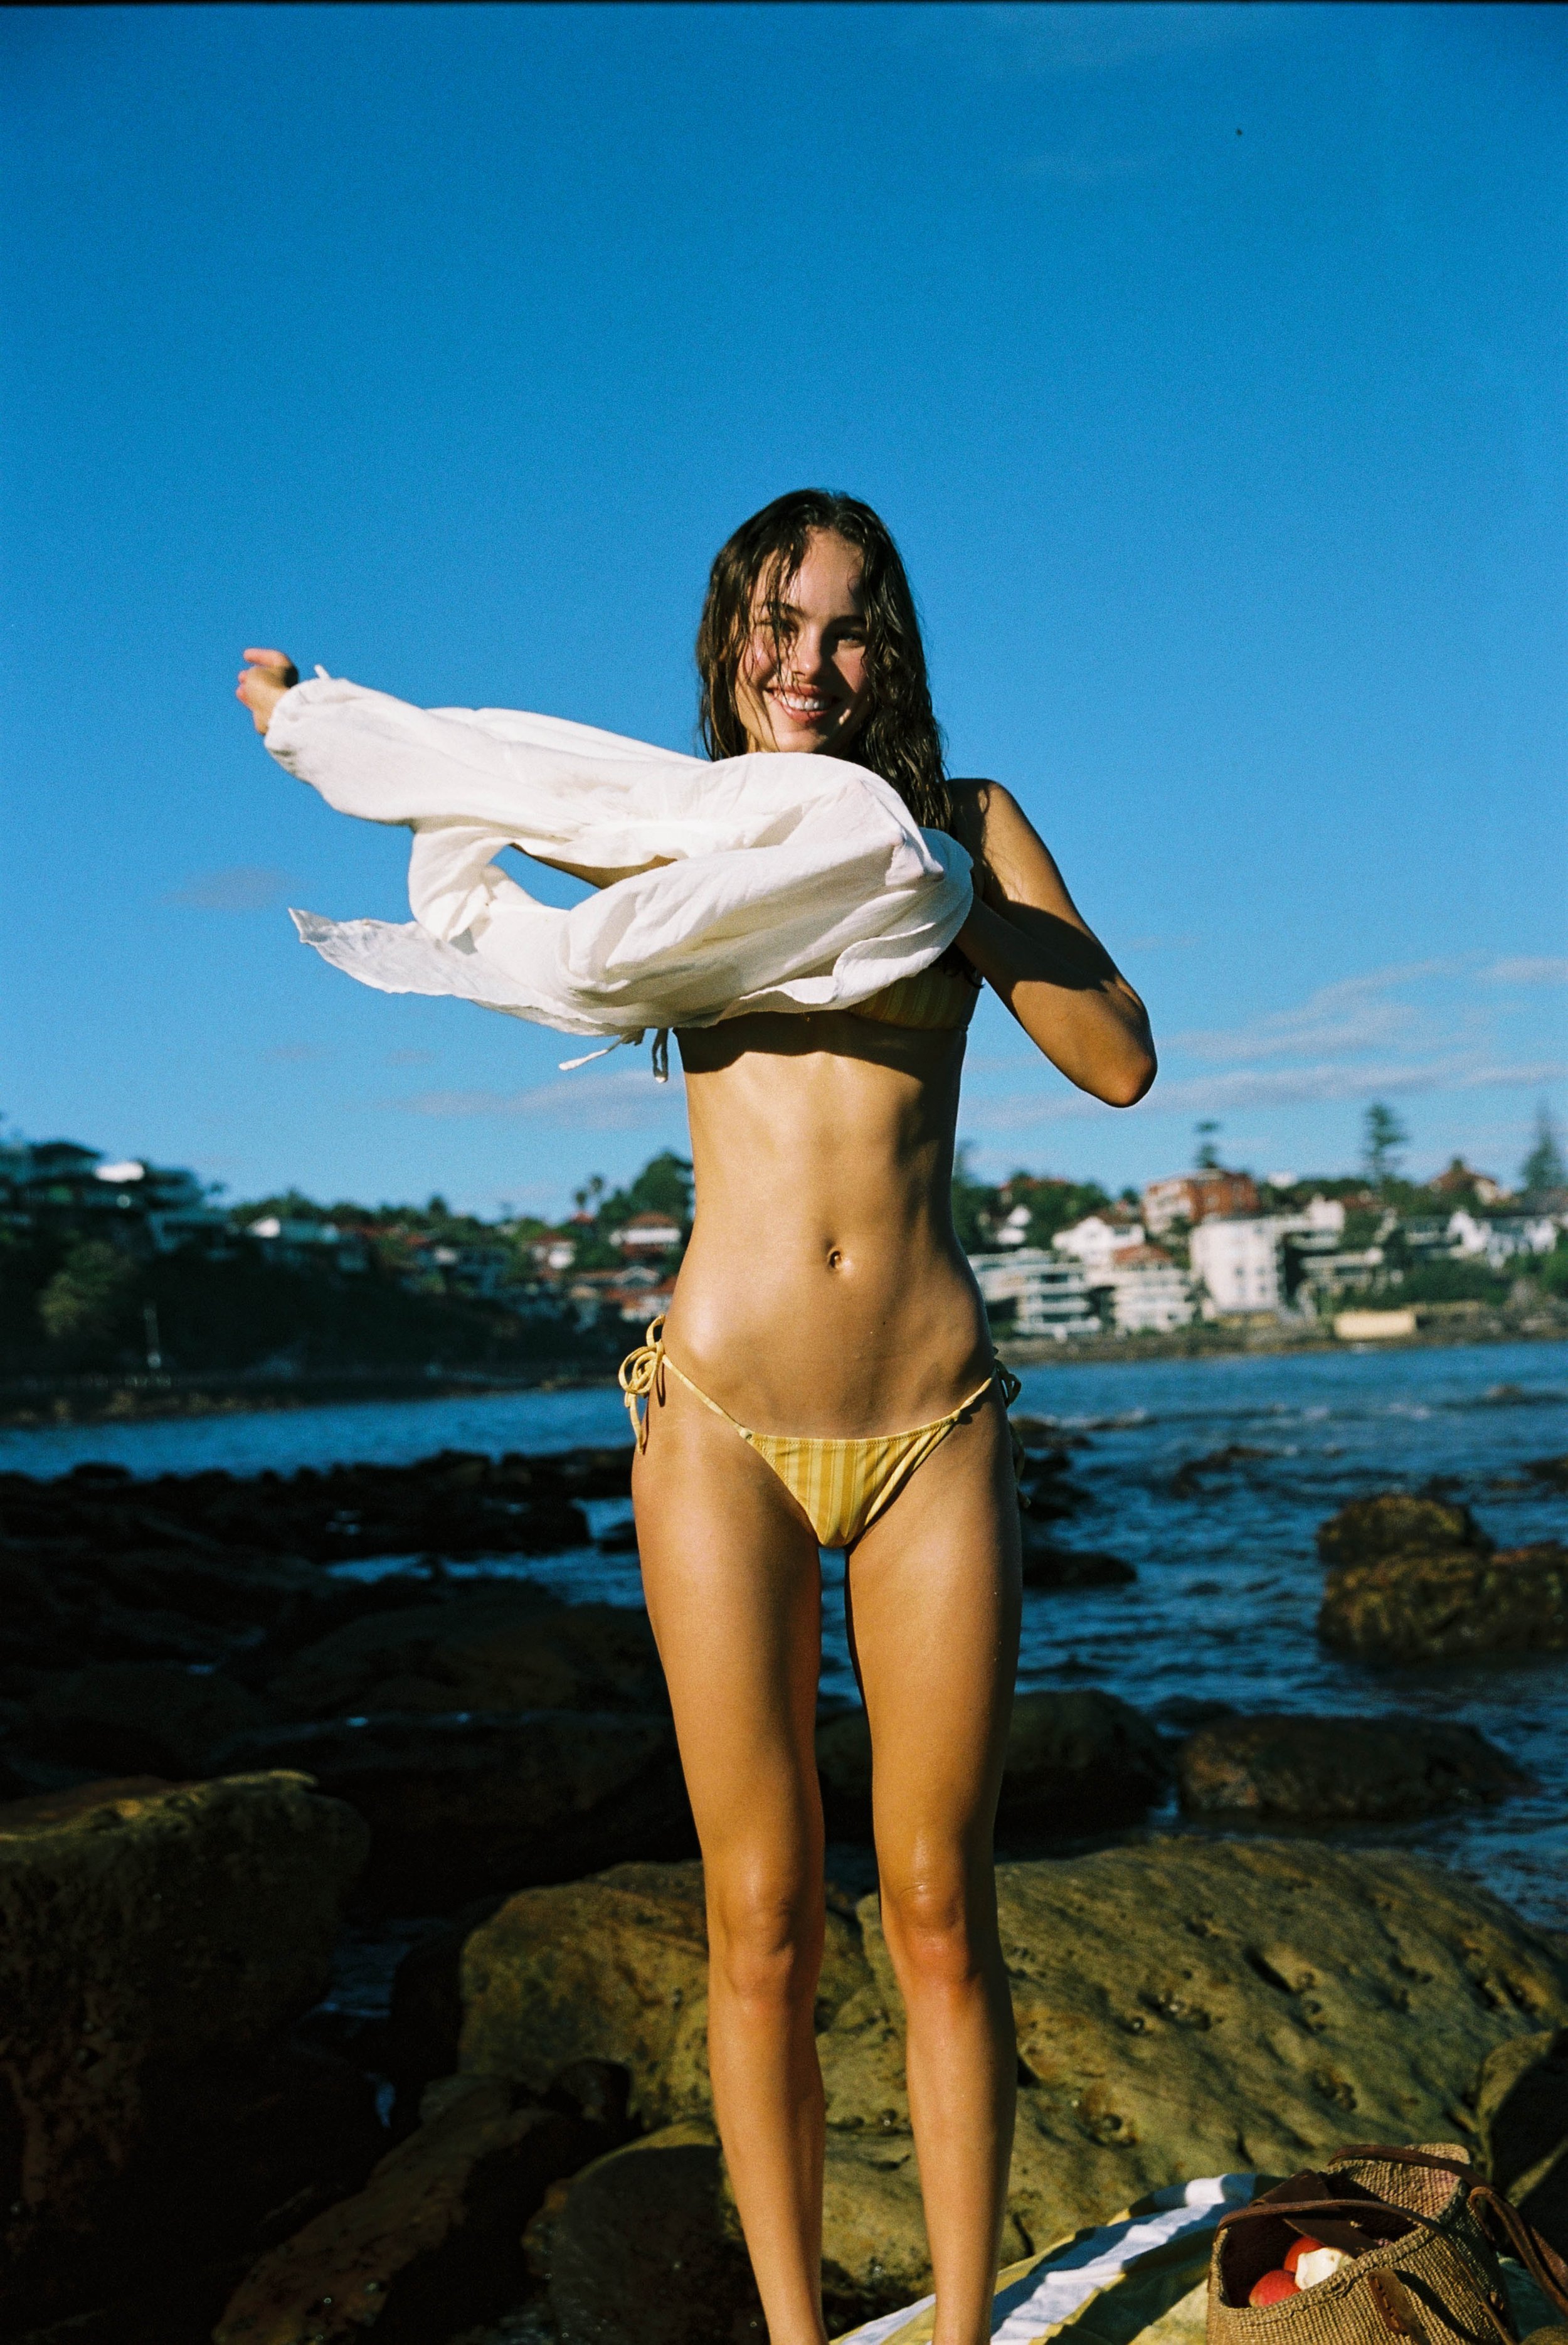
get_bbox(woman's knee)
[879,1868,994,1994]
[707,1872,825,2012]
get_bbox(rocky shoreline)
[3,1446,1567,2341]
[6,1304,1566,1428]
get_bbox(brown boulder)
[1316,1491,1490,1569]
[530,2114,1012,2341]
[817,1689,1167,1841]
[214,2073,596,2345]
[210,1710,696,1911]
[24,1661,272,1777]
[1476,2027,1568,2253]
[998,1689,1168,1830]
[1018,1520,1136,1590]
[847,1837,1568,2251]
[534,2120,765,2345]
[265,1590,664,1720]
[457,1862,871,2129]
[1318,1543,1568,1663]
[1176,1712,1527,1821]
[0,1771,368,2331]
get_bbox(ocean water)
[5,1341,1565,1931]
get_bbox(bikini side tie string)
[618,1314,668,1450]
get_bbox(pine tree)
[1520,1102,1567,1199]
[1362,1102,1409,1184]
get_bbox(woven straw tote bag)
[1207,2144,1568,2345]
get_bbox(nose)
[787,623,832,682]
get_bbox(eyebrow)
[761,598,865,622]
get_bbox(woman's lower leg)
[706,1869,830,2345]
[881,1865,1017,2345]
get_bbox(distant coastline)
[4,1305,1565,1430]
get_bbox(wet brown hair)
[696,489,958,836]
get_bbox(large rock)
[816,1690,1167,1841]
[1316,1492,1490,1568]
[998,1690,1168,1830]
[529,2113,996,2344]
[1176,1712,1527,1821]
[1476,2028,1568,2253]
[455,1863,871,2130]
[534,2120,765,2345]
[264,1590,664,1720]
[214,2073,597,2345]
[24,1661,272,1777]
[1318,1543,1568,1663]
[0,1771,368,2331]
[1017,1521,1136,1590]
[427,1844,1567,2333]
[924,1841,1565,2248]
[211,1711,696,1911]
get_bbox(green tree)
[950,1146,999,1253]
[37,1241,139,1354]
[1362,1102,1409,1185]
[1194,1120,1222,1171]
[1520,1103,1567,1200]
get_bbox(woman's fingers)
[242,647,293,670]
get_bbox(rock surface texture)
[1475,2026,1568,2254]
[427,1841,1568,2335]
[0,1770,368,2332]
[1316,1492,1492,1570]
[214,2073,598,2345]
[1176,1712,1527,1821]
[263,1588,665,1720]
[1320,1542,1568,1663]
[212,1709,696,1910]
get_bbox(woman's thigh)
[633,1374,826,1881]
[845,1395,1022,1881]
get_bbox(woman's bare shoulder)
[946,777,1032,857]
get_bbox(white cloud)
[961,1055,1568,1134]
[167,865,295,912]
[395,1063,685,1130]
[1480,957,1568,986]
[1171,964,1454,1064]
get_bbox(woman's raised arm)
[954,782,1156,1108]
[236,649,299,734]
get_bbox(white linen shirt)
[266,674,974,1055]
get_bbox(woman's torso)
[665,949,992,1438]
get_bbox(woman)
[238,489,1155,2345]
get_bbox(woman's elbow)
[1095,1044,1157,1110]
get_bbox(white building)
[1052,1215,1146,1275]
[1446,1211,1558,1270]
[1094,1246,1196,1334]
[1189,1217,1286,1314]
[968,1248,1099,1340]
[612,1211,684,1255]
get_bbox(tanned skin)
[236,538,1153,2345]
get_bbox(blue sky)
[3,3,1564,1218]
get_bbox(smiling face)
[733,529,874,759]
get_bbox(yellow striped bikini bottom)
[618,1316,1022,1551]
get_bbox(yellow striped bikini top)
[852,959,980,1032]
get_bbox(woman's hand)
[236,649,299,735]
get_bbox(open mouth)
[768,685,834,721]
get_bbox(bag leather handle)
[1333,2147,1478,2183]
[1214,2198,1427,2238]
[1330,2146,1568,2318]
[1468,2183,1568,2319]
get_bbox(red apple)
[1249,2270,1301,2308]
[1283,2236,1326,2275]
